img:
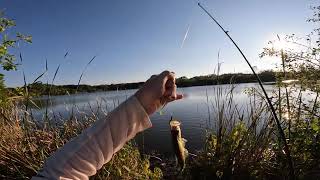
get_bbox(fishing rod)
[197,3,295,178]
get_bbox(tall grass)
[0,101,162,179]
[180,80,320,179]
[181,83,273,179]
[1,73,319,179]
[0,54,162,179]
[1,48,319,179]
[197,3,294,177]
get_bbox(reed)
[197,3,294,178]
[0,101,162,179]
[183,83,273,179]
[184,80,319,178]
[0,54,162,179]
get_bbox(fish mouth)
[170,120,180,127]
[170,119,181,131]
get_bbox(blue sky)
[0,0,316,87]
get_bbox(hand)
[135,70,183,115]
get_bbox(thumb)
[164,79,175,97]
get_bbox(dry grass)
[0,103,162,179]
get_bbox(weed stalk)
[197,3,295,178]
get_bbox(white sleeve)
[32,96,152,180]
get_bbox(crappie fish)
[169,117,188,172]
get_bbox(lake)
[29,83,275,155]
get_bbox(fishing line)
[159,1,197,115]
[180,0,198,49]
[180,24,191,49]
[159,7,193,117]
[164,1,201,166]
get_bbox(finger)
[165,79,175,90]
[165,93,183,103]
[170,84,177,99]
[169,71,176,84]
[150,74,157,79]
[159,70,171,78]
[160,73,175,96]
[159,70,175,84]
[164,74,175,90]
[176,94,183,100]
[146,74,158,83]
[164,83,176,97]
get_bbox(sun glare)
[265,34,296,51]
[273,40,288,50]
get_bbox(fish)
[169,117,188,172]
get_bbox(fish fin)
[179,166,185,174]
[179,160,187,174]
[181,138,187,147]
[175,156,178,167]
[184,149,189,157]
[179,139,185,147]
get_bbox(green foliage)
[182,84,279,179]
[176,71,275,87]
[0,74,7,105]
[258,4,320,178]
[0,11,31,105]
[6,71,276,97]
[93,144,163,179]
[1,3,319,180]
[260,5,320,93]
[0,11,32,71]
[182,6,320,176]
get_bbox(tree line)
[7,70,276,97]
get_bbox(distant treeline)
[7,71,276,96]
[176,70,275,87]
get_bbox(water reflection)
[28,83,273,154]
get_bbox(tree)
[260,5,320,92]
[260,5,320,176]
[0,11,32,104]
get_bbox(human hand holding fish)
[135,70,183,115]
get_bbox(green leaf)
[311,120,320,132]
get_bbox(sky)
[0,0,317,87]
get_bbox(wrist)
[134,91,152,116]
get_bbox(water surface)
[30,83,274,155]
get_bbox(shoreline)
[9,81,277,99]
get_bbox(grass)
[180,84,275,179]
[0,79,319,179]
[0,102,163,179]
[180,81,319,179]
[0,53,162,179]
[198,3,294,177]
[0,46,318,179]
